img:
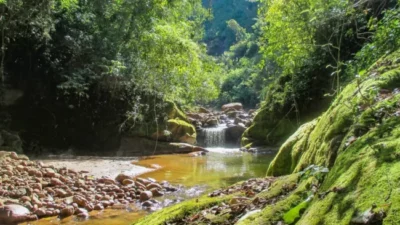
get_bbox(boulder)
[225,125,246,146]
[139,191,153,202]
[169,143,208,153]
[115,172,134,183]
[166,119,196,144]
[179,133,196,145]
[73,195,89,208]
[227,110,240,119]
[122,179,135,186]
[220,114,228,121]
[151,130,172,142]
[188,151,207,157]
[186,113,206,121]
[146,183,163,190]
[128,100,194,144]
[50,178,63,186]
[198,107,211,114]
[222,103,243,112]
[204,117,219,127]
[150,189,164,197]
[59,206,74,218]
[94,204,104,211]
[118,137,197,156]
[165,100,188,121]
[0,205,37,224]
[234,117,247,125]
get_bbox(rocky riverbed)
[0,151,180,224]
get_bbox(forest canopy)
[0,0,222,106]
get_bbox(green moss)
[240,135,252,147]
[135,194,232,225]
[257,173,300,199]
[297,118,400,224]
[283,198,310,224]
[267,120,317,176]
[165,100,188,121]
[267,49,400,224]
[243,111,297,147]
[167,119,196,141]
[237,175,315,225]
[135,174,301,225]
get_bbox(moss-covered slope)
[266,49,400,224]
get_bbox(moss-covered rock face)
[241,62,333,148]
[267,50,400,224]
[269,50,400,175]
[242,111,297,147]
[267,120,317,176]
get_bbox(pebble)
[0,151,180,224]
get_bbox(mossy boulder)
[165,119,196,144]
[241,109,297,147]
[165,100,188,121]
[130,100,196,145]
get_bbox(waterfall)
[203,126,226,147]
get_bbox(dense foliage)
[202,0,258,55]
[242,0,400,146]
[215,21,273,109]
[0,0,222,152]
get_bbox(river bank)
[0,151,181,224]
[0,148,276,225]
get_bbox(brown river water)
[24,148,275,225]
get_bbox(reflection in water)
[135,149,275,189]
[27,209,146,225]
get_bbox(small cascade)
[203,125,226,147]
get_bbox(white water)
[203,124,227,147]
[206,147,240,154]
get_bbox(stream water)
[202,124,227,147]
[26,126,275,225]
